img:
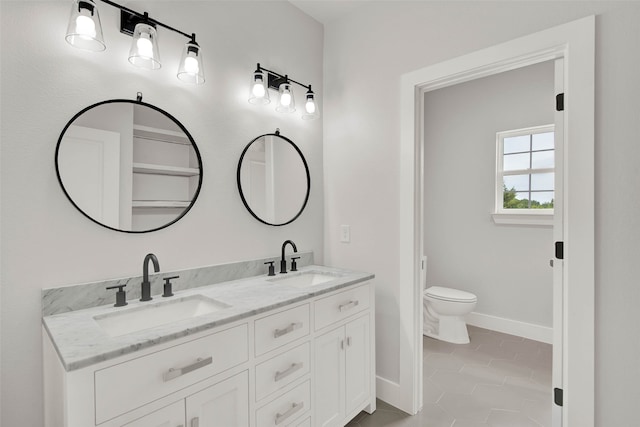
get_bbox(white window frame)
[493,124,555,226]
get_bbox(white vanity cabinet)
[121,400,185,427]
[43,280,375,427]
[314,286,375,427]
[185,371,250,427]
[122,371,249,427]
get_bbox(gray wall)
[0,2,323,426]
[323,1,640,424]
[424,61,554,327]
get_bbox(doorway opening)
[396,16,595,426]
[421,59,558,427]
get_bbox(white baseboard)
[376,376,404,411]
[466,312,553,344]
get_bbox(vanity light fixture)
[275,80,296,113]
[248,66,270,105]
[65,0,205,84]
[65,0,106,52]
[248,63,319,120]
[302,86,319,120]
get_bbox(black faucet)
[280,240,298,274]
[140,253,160,302]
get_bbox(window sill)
[492,212,553,226]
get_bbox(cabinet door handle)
[338,300,359,312]
[275,401,304,425]
[190,417,199,427]
[275,362,303,382]
[274,322,302,338]
[346,336,352,347]
[163,357,212,382]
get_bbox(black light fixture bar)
[257,64,311,91]
[98,0,194,41]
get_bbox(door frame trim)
[395,16,594,426]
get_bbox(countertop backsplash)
[42,251,314,316]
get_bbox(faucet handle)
[291,257,300,272]
[264,261,276,276]
[106,284,127,307]
[162,276,179,298]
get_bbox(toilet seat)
[425,286,477,303]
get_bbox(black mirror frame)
[55,98,204,234]
[236,130,310,227]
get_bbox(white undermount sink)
[94,295,230,337]
[268,270,343,288]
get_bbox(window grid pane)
[532,132,555,151]
[531,151,554,169]
[503,152,531,171]
[503,135,531,154]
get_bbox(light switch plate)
[340,225,351,243]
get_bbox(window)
[494,125,554,222]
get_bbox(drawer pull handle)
[275,401,304,425]
[338,300,359,312]
[274,322,302,338]
[275,362,303,382]
[163,357,212,382]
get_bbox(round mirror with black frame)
[237,129,310,226]
[55,96,203,233]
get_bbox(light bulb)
[183,55,199,74]
[137,34,153,58]
[75,15,96,39]
[280,92,292,107]
[305,100,316,114]
[252,83,266,98]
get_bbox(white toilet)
[423,286,477,344]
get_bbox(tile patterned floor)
[346,326,552,427]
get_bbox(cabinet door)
[314,327,345,427]
[122,400,185,427]
[345,316,370,415]
[185,371,249,427]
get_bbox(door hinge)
[556,93,565,111]
[555,241,564,260]
[554,387,564,406]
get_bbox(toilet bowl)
[423,286,477,344]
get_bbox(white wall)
[423,61,554,327]
[323,1,640,424]
[0,2,323,426]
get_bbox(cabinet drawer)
[255,304,310,356]
[256,380,310,427]
[95,324,248,424]
[255,342,310,402]
[294,417,311,427]
[315,284,370,331]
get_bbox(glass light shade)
[65,0,105,52]
[128,23,161,70]
[301,89,319,120]
[248,70,270,105]
[177,41,205,84]
[276,82,295,113]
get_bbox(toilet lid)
[425,286,477,303]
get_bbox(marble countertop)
[43,265,374,372]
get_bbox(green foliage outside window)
[503,185,554,209]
